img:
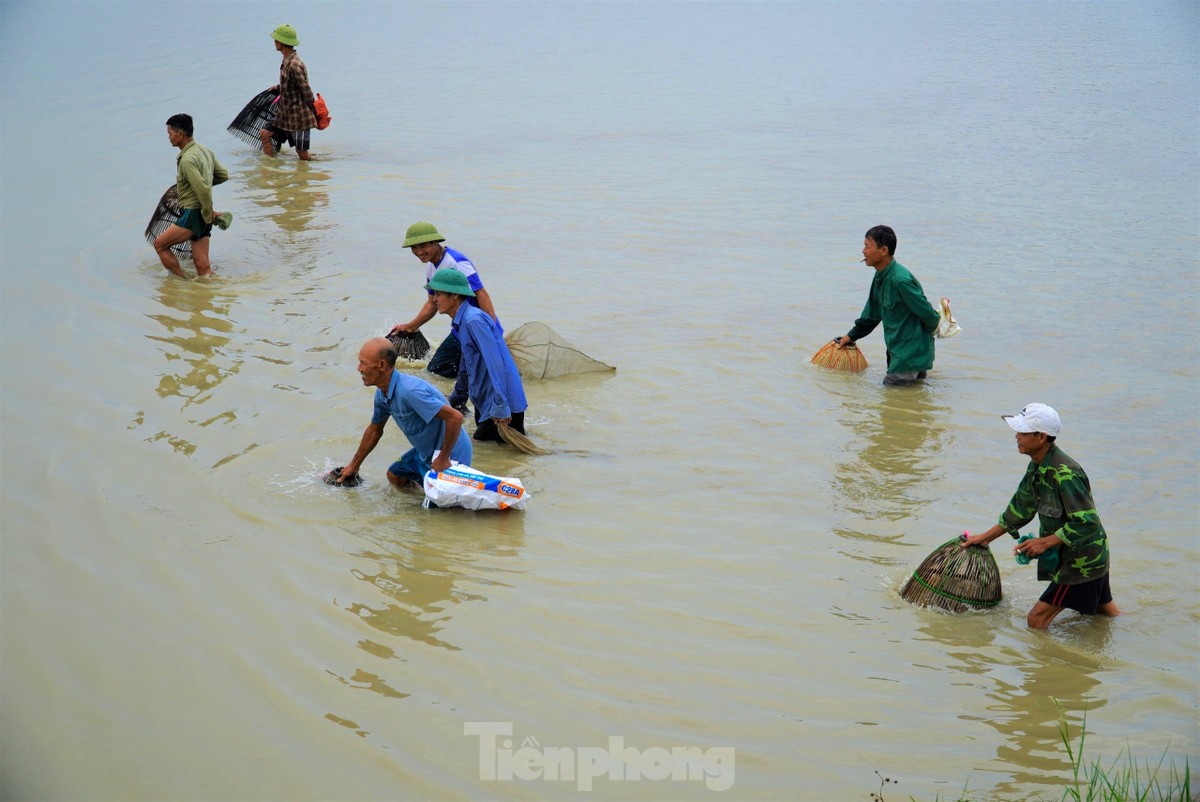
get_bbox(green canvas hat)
[272,24,299,47]
[403,221,445,248]
[425,267,475,297]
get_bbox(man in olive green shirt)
[833,225,940,385]
[153,113,231,278]
[962,403,1119,629]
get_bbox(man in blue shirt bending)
[427,267,529,443]
[334,337,472,489]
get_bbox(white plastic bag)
[935,296,962,339]
[423,464,531,511]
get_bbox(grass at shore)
[871,699,1193,802]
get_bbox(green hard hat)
[272,24,299,47]
[425,267,475,297]
[403,221,445,248]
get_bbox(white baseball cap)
[1002,403,1062,436]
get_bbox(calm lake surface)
[1,2,1197,800]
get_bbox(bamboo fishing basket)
[900,537,1002,612]
[143,185,190,257]
[227,89,279,147]
[387,330,432,361]
[811,340,868,372]
[323,467,362,487]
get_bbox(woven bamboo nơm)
[387,330,432,361]
[899,537,1002,613]
[143,185,191,257]
[323,467,362,487]
[811,340,868,372]
[496,424,552,455]
[227,89,280,147]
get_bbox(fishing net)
[504,322,616,380]
[497,424,552,455]
[227,89,279,146]
[900,537,1002,613]
[811,340,868,372]
[387,330,432,362]
[143,184,190,257]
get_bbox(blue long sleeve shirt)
[451,303,527,422]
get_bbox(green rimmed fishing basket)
[900,537,1002,612]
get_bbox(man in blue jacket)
[426,267,528,443]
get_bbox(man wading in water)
[260,24,318,161]
[962,403,1120,629]
[833,225,940,386]
[154,114,232,278]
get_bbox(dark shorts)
[387,449,427,485]
[474,410,525,442]
[1039,574,1113,615]
[265,124,311,151]
[176,208,212,241]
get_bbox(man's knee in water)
[386,470,421,491]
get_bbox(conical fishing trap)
[900,536,1002,613]
[387,330,432,362]
[227,89,279,147]
[811,340,868,372]
[143,185,190,257]
[504,322,616,380]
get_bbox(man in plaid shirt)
[260,24,317,161]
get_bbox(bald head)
[357,337,399,390]
[361,337,397,367]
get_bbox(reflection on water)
[986,632,1110,797]
[339,515,526,656]
[832,387,953,552]
[135,281,243,457]
[915,614,1111,795]
[241,160,331,240]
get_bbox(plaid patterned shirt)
[274,50,317,132]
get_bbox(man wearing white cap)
[962,403,1119,629]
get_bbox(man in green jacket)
[154,114,231,278]
[962,403,1119,629]
[833,225,940,385]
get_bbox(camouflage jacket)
[999,444,1109,585]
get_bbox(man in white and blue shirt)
[390,222,502,411]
